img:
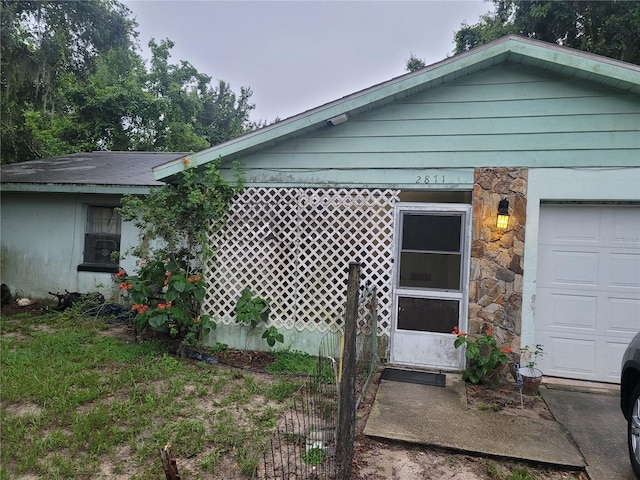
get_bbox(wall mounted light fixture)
[326,113,349,126]
[497,199,510,229]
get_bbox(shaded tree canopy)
[454,0,640,65]
[1,0,260,163]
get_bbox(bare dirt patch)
[2,401,42,418]
[465,381,555,421]
[215,348,276,371]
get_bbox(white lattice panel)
[204,188,399,336]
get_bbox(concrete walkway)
[364,374,586,469]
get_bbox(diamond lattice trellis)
[204,187,399,337]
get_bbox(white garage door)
[536,205,640,383]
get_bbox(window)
[398,214,463,291]
[79,206,121,272]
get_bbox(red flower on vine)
[132,304,149,314]
[119,282,133,290]
[157,301,172,310]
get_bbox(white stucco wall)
[521,167,640,348]
[1,192,139,301]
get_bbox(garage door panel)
[607,252,640,289]
[610,208,640,240]
[536,289,597,331]
[537,334,626,381]
[541,336,597,378]
[536,205,640,383]
[605,341,629,380]
[537,249,599,287]
[539,208,601,245]
[607,297,640,333]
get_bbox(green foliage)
[266,351,335,383]
[1,314,293,478]
[453,326,510,384]
[262,326,285,347]
[521,344,544,369]
[116,263,211,344]
[235,287,284,349]
[0,0,138,163]
[508,467,537,480]
[120,159,241,260]
[268,379,301,402]
[454,1,640,65]
[406,53,426,72]
[235,288,270,330]
[301,447,326,465]
[1,1,261,163]
[477,402,502,412]
[116,159,242,346]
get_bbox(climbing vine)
[117,157,243,345]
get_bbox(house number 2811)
[415,175,445,184]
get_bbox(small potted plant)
[518,344,544,395]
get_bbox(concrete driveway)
[541,383,635,480]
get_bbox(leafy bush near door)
[453,325,512,384]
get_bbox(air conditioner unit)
[84,234,120,264]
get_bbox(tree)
[454,1,640,65]
[63,48,157,151]
[0,0,138,162]
[144,39,259,152]
[1,2,260,163]
[406,54,426,73]
[197,80,258,147]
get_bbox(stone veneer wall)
[469,167,527,353]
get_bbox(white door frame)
[389,203,471,370]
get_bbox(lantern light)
[497,199,510,229]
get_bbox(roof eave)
[0,183,157,195]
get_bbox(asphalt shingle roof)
[1,151,185,187]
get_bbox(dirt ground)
[1,303,587,479]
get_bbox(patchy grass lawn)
[0,310,301,479]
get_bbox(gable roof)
[1,151,185,194]
[153,35,640,182]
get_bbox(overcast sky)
[124,1,492,122]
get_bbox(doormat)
[380,368,446,387]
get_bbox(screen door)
[390,203,470,369]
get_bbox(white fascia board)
[509,38,640,87]
[0,183,155,195]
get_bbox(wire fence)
[255,264,378,479]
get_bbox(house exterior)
[152,36,639,384]
[0,151,184,301]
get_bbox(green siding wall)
[231,63,639,188]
